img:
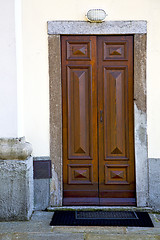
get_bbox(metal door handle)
[100,110,103,122]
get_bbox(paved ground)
[0,211,160,240]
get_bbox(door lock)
[100,110,103,122]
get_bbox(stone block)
[0,156,33,221]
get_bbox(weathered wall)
[134,34,148,206]
[21,0,160,157]
[48,35,62,206]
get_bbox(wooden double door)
[62,35,136,206]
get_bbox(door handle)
[100,110,103,122]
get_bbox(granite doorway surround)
[48,21,147,207]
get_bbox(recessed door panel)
[103,41,128,60]
[67,66,92,159]
[67,41,91,60]
[62,35,135,206]
[104,66,128,160]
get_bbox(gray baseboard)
[148,158,160,211]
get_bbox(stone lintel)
[48,20,147,35]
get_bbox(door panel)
[103,66,128,160]
[62,35,135,206]
[67,66,93,159]
[98,36,135,205]
[62,36,98,205]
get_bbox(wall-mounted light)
[86,9,107,23]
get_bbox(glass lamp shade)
[86,9,107,22]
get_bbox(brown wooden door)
[62,35,136,206]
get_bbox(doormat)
[50,211,154,227]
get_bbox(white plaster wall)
[15,0,24,137]
[21,0,160,157]
[0,0,18,137]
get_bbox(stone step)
[48,206,153,212]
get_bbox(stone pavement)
[0,211,160,240]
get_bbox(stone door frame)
[48,21,147,207]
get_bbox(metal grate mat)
[75,211,138,220]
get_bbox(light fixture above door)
[86,9,107,23]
